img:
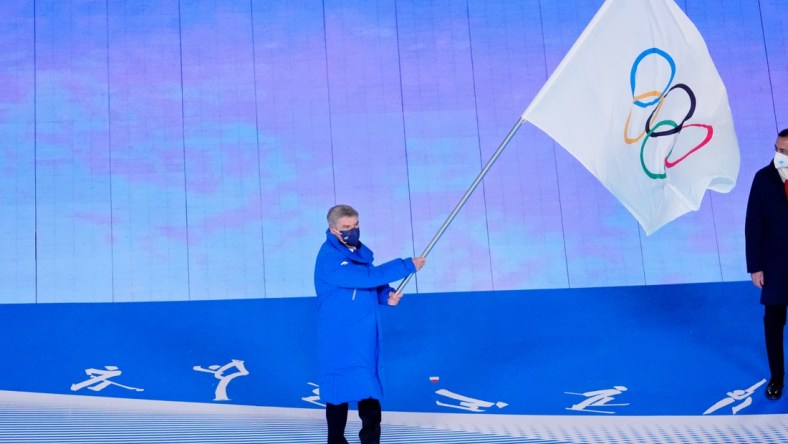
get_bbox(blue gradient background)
[0,0,786,303]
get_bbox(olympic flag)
[521,0,739,235]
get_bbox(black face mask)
[339,227,360,247]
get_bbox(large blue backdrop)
[0,1,786,439]
[0,0,785,303]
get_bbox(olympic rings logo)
[623,48,713,180]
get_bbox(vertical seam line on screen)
[33,0,38,302]
[249,0,267,298]
[710,197,724,281]
[537,1,571,288]
[637,223,647,284]
[464,0,495,290]
[177,0,192,299]
[755,0,778,130]
[688,0,723,282]
[105,0,115,301]
[631,12,648,285]
[393,0,418,293]
[321,0,337,203]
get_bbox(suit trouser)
[326,398,382,444]
[764,304,787,384]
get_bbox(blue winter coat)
[745,163,788,305]
[314,229,417,404]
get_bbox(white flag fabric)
[521,0,739,235]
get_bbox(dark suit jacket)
[745,163,788,305]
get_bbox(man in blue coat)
[314,204,425,444]
[745,128,788,400]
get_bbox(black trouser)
[326,398,381,444]
[764,304,787,384]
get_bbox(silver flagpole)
[396,117,526,294]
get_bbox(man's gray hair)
[327,204,358,228]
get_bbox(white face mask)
[774,151,788,169]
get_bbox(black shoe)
[766,380,783,400]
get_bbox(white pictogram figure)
[302,382,325,407]
[565,386,629,414]
[70,366,143,392]
[193,359,249,401]
[435,388,508,412]
[703,379,766,415]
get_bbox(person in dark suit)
[745,128,788,400]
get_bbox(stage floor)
[1,390,786,443]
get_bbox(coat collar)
[766,162,784,183]
[325,229,373,264]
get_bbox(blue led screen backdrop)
[0,0,785,303]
